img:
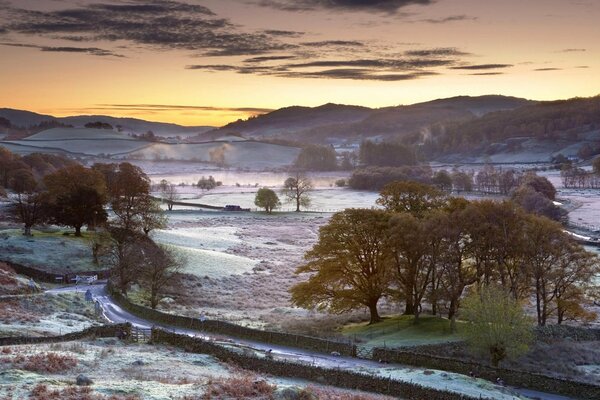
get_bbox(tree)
[139,197,167,235]
[294,145,337,171]
[432,170,452,191]
[109,163,152,231]
[254,187,280,213]
[43,165,108,236]
[159,180,179,211]
[461,286,533,367]
[386,213,435,319]
[376,181,447,218]
[359,140,417,167]
[519,172,557,200]
[282,173,313,212]
[107,227,145,295]
[141,244,183,309]
[593,157,600,175]
[290,209,392,324]
[10,180,46,236]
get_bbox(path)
[46,283,574,400]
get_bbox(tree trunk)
[23,225,32,236]
[167,202,173,211]
[296,196,300,212]
[368,301,381,324]
[75,225,82,237]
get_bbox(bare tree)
[282,172,313,212]
[141,245,184,309]
[160,182,179,211]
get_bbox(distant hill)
[423,95,600,163]
[0,108,214,137]
[195,95,533,144]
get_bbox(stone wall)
[0,323,131,346]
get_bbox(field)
[126,141,301,169]
[0,291,102,337]
[25,128,138,141]
[0,229,99,274]
[342,316,464,348]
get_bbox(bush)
[14,352,78,373]
[348,166,432,190]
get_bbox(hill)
[421,95,600,162]
[0,108,213,138]
[197,95,533,144]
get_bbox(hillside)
[422,95,600,162]
[197,95,533,143]
[0,108,213,138]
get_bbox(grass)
[341,315,464,348]
[0,228,101,274]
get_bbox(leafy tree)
[451,171,473,192]
[348,166,433,190]
[511,186,565,221]
[254,187,280,213]
[294,145,337,171]
[43,165,108,236]
[290,209,391,324]
[282,173,313,212]
[432,170,452,191]
[377,181,447,218]
[359,140,417,167]
[519,172,557,200]
[110,163,152,231]
[107,227,144,295]
[461,285,533,367]
[197,176,220,191]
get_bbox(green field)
[0,228,100,274]
[342,315,464,348]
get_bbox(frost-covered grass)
[0,228,99,274]
[0,340,398,400]
[25,128,138,141]
[342,315,464,348]
[0,292,103,337]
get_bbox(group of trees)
[417,96,600,156]
[1,147,179,308]
[291,181,598,330]
[561,162,600,189]
[294,145,337,171]
[359,140,418,167]
[254,172,314,213]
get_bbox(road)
[47,283,574,400]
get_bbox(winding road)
[46,282,574,400]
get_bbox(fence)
[372,347,600,399]
[108,284,356,357]
[150,328,490,400]
[0,260,110,284]
[0,323,131,346]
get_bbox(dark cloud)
[276,68,436,81]
[262,29,304,38]
[243,55,298,63]
[575,65,590,69]
[560,48,586,52]
[284,58,454,69]
[468,72,504,76]
[96,104,275,113]
[404,48,470,57]
[450,64,513,70]
[301,40,365,47]
[255,0,434,13]
[421,15,477,24]
[1,0,291,57]
[534,67,562,71]
[0,42,123,57]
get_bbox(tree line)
[290,181,598,329]
[1,147,179,309]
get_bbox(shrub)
[201,374,276,399]
[15,352,78,373]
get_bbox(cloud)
[95,104,275,113]
[450,64,513,70]
[255,0,434,13]
[276,68,436,81]
[560,48,586,52]
[534,67,562,71]
[404,47,470,57]
[468,72,504,76]
[1,0,291,57]
[262,29,304,37]
[243,55,298,63]
[301,40,365,47]
[284,58,455,69]
[421,15,477,24]
[0,42,123,57]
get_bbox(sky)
[0,0,599,127]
